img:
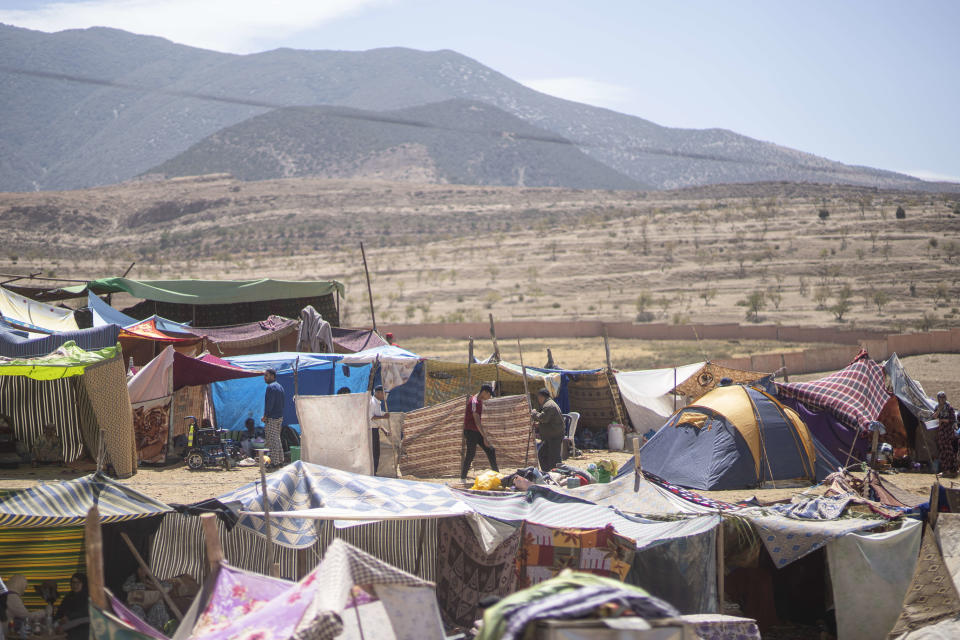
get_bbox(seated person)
[30,423,63,467]
[4,574,46,631]
[0,414,20,468]
[123,567,171,631]
[56,573,89,640]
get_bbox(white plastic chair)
[562,412,581,459]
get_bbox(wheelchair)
[183,416,244,470]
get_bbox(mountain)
[0,23,937,192]
[146,100,642,189]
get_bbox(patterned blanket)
[516,522,635,589]
[436,516,521,628]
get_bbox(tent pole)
[0,270,41,285]
[258,450,280,577]
[84,506,107,610]
[488,314,500,362]
[716,511,725,613]
[603,326,613,371]
[413,519,427,577]
[930,481,941,530]
[200,513,224,574]
[120,532,183,620]
[632,437,642,492]
[518,338,539,470]
[673,367,677,412]
[360,242,377,333]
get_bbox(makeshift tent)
[0,473,171,607]
[885,352,940,463]
[151,539,445,640]
[78,277,344,326]
[0,318,120,357]
[615,362,705,434]
[127,346,262,462]
[422,360,558,408]
[538,367,629,436]
[637,385,821,490]
[777,350,892,432]
[0,342,137,477]
[399,395,535,478]
[0,285,78,332]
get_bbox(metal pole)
[258,450,280,577]
[518,338,538,469]
[716,511,725,613]
[360,242,377,333]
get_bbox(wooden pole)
[518,338,539,469]
[602,327,613,371]
[84,506,107,610]
[488,313,500,362]
[780,353,790,383]
[413,519,427,577]
[258,450,280,577]
[716,511,725,613]
[359,242,377,333]
[200,513,224,574]
[673,366,678,412]
[870,428,881,469]
[0,271,41,285]
[119,532,183,620]
[0,272,88,283]
[632,437,642,492]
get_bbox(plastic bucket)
[289,445,301,462]
[607,424,625,451]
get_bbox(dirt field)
[2,176,958,334]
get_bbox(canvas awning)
[77,277,344,305]
[0,472,171,527]
[0,285,79,332]
[0,341,122,379]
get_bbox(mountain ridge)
[0,23,942,192]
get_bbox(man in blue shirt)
[261,368,285,467]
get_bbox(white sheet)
[615,362,703,432]
[296,393,373,475]
[827,518,922,640]
[127,345,175,403]
[0,286,79,332]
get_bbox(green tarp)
[65,278,345,305]
[0,341,121,379]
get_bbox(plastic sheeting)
[296,393,373,475]
[827,519,922,640]
[615,362,703,433]
[0,285,78,332]
[211,362,334,430]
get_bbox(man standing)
[935,391,958,477]
[532,389,565,471]
[369,385,387,473]
[461,384,499,482]
[261,368,285,467]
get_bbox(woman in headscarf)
[935,392,958,477]
[56,573,89,640]
[3,575,44,631]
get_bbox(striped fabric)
[400,395,468,477]
[0,323,121,357]
[566,370,627,431]
[149,512,437,583]
[0,473,171,527]
[0,374,86,461]
[0,526,86,608]
[777,350,891,430]
[475,395,534,468]
[400,395,534,477]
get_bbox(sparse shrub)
[818,208,830,221]
[737,290,765,322]
[895,205,906,219]
[873,289,891,313]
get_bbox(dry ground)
[1,176,958,334]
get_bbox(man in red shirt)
[461,383,499,482]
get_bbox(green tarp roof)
[64,278,344,305]
[0,341,120,379]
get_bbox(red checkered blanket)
[777,350,890,430]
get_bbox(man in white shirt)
[369,385,387,473]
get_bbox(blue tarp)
[528,366,603,414]
[333,362,372,394]
[87,291,138,327]
[0,319,121,357]
[211,361,335,430]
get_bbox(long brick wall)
[381,321,960,377]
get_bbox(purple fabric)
[198,316,298,347]
[107,594,168,640]
[194,565,291,636]
[778,395,869,464]
[331,328,388,353]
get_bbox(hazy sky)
[1,0,958,182]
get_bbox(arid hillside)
[1,175,958,332]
